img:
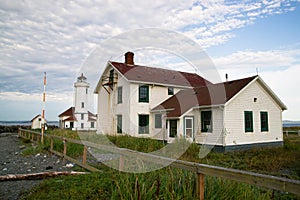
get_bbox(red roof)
[152,76,257,118]
[88,111,96,122]
[111,62,212,88]
[58,107,96,122]
[64,116,77,122]
[58,107,75,117]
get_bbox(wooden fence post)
[50,138,53,151]
[196,173,205,200]
[82,146,87,165]
[119,154,124,171]
[63,138,67,159]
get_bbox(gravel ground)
[0,133,75,200]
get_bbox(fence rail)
[283,130,300,136]
[18,128,300,199]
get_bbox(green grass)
[21,129,300,199]
[23,165,296,200]
[23,129,300,179]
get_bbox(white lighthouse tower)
[73,73,95,130]
[58,73,96,130]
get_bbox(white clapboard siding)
[224,80,283,146]
[193,107,224,146]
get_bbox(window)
[155,114,162,128]
[117,87,122,104]
[91,122,95,128]
[86,88,88,94]
[244,111,253,132]
[81,123,84,128]
[117,115,122,133]
[81,102,84,108]
[201,111,212,132]
[184,117,193,138]
[109,69,114,83]
[139,85,149,103]
[260,112,269,132]
[168,87,174,95]
[81,114,84,120]
[139,115,149,134]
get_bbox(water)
[0,121,299,128]
[0,121,59,126]
[283,123,300,127]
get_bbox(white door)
[184,117,194,140]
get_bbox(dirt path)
[0,133,74,200]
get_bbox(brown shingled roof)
[111,61,212,88]
[152,76,257,118]
[58,107,75,117]
[58,107,96,122]
[88,111,96,122]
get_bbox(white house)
[94,52,287,152]
[31,114,47,130]
[59,74,96,131]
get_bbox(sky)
[0,0,299,121]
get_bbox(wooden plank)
[0,171,89,181]
[49,149,100,172]
[195,164,300,196]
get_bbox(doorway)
[169,120,177,138]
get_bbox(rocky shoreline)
[0,133,75,200]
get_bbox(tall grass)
[24,165,297,200]
[28,129,300,179]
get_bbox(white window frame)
[184,116,194,139]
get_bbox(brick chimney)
[124,51,134,65]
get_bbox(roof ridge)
[216,75,258,85]
[110,61,211,87]
[111,61,199,75]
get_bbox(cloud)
[0,0,298,120]
[211,47,300,120]
[0,0,296,94]
[213,48,300,72]
[0,91,73,102]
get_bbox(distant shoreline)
[0,121,59,127]
[0,121,298,128]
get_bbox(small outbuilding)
[31,114,47,130]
